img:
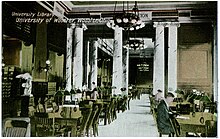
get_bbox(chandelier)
[124,39,144,50]
[107,1,145,31]
[123,19,145,50]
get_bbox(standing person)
[91,82,96,91]
[82,84,88,99]
[157,92,177,137]
[91,88,99,100]
[91,82,99,99]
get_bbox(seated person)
[175,90,184,102]
[155,89,163,104]
[157,92,177,136]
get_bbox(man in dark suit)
[157,92,176,137]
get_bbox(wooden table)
[48,105,82,137]
[175,112,216,137]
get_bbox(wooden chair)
[157,120,175,137]
[2,117,31,137]
[55,118,80,137]
[111,98,117,121]
[99,100,110,125]
[34,112,54,137]
[158,127,175,137]
[127,94,132,110]
[34,112,73,137]
[117,95,128,113]
[205,120,217,137]
[156,113,176,137]
[92,103,103,137]
[77,104,93,137]
[149,95,156,114]
[203,102,216,113]
[107,98,116,124]
[170,118,180,137]
[156,114,180,137]
[86,105,99,137]
[123,95,128,110]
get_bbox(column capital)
[166,22,180,27]
[153,22,167,28]
[76,22,88,31]
[67,23,88,30]
[153,22,180,28]
[67,23,76,29]
[114,25,123,31]
[90,37,99,42]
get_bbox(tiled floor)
[98,94,159,137]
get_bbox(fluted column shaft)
[65,24,74,91]
[90,40,98,90]
[73,26,84,90]
[153,22,165,96]
[112,27,123,95]
[168,22,180,96]
[213,23,217,102]
[122,47,129,95]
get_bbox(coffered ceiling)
[67,1,217,21]
[65,1,217,39]
[2,1,217,57]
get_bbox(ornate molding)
[67,23,75,29]
[153,22,167,27]
[166,22,180,27]
[153,22,180,28]
[67,23,88,30]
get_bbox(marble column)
[122,47,129,96]
[90,39,98,90]
[112,26,123,95]
[153,22,165,96]
[86,40,90,87]
[73,24,87,91]
[65,24,74,92]
[213,22,218,102]
[167,22,180,96]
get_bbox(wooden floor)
[98,94,159,137]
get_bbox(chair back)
[203,102,216,113]
[176,104,190,114]
[92,103,104,136]
[169,118,180,137]
[108,98,115,113]
[93,103,103,125]
[78,104,93,136]
[34,112,54,136]
[173,98,183,103]
[205,120,217,137]
[2,117,30,137]
[86,105,99,136]
[55,117,80,137]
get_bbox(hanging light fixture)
[123,21,145,50]
[124,39,144,50]
[107,1,145,31]
[38,59,52,72]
